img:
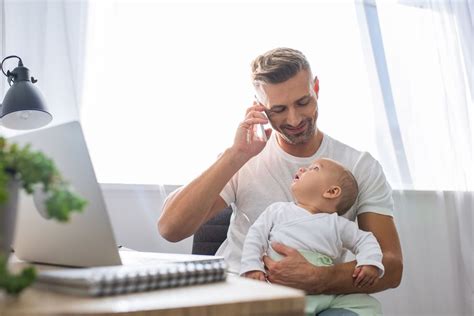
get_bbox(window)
[81,0,377,185]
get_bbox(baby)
[240,157,384,316]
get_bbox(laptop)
[9,121,214,268]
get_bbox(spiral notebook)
[35,256,227,296]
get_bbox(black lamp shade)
[0,80,52,130]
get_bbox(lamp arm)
[1,55,23,78]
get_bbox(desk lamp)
[0,55,52,130]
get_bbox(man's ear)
[323,185,341,199]
[313,76,319,98]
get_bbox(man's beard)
[278,118,316,145]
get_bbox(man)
[159,48,402,313]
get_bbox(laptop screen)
[9,121,122,267]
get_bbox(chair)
[192,207,232,255]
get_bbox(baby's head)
[291,158,358,215]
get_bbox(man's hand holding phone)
[232,101,271,160]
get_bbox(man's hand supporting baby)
[243,242,387,294]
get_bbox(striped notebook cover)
[35,258,227,296]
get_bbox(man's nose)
[287,108,301,126]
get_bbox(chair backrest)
[192,207,232,255]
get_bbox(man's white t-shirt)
[218,132,393,273]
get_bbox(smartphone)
[254,96,268,142]
[255,112,268,142]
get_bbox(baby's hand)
[243,270,266,281]
[352,265,380,288]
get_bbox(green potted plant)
[0,137,86,294]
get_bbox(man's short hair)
[251,47,311,85]
[336,169,359,216]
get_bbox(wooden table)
[0,255,305,316]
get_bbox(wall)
[100,184,191,254]
[101,185,473,316]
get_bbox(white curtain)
[0,0,88,137]
[357,0,473,315]
[377,0,472,191]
